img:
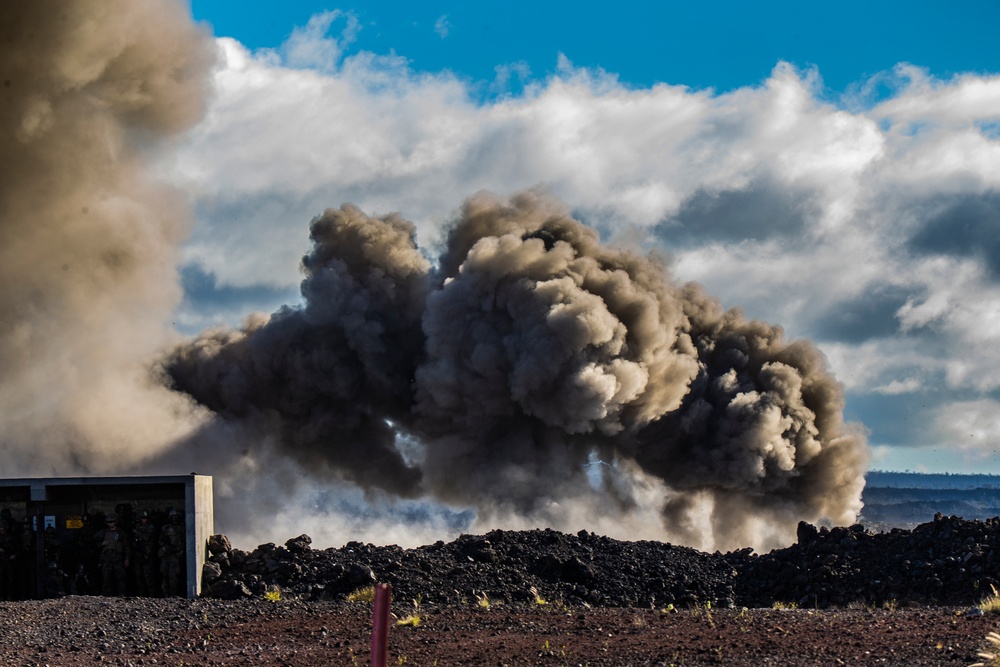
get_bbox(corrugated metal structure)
[0,474,213,599]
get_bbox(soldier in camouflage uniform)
[159,508,185,597]
[44,560,67,597]
[95,513,130,596]
[69,563,93,595]
[131,510,159,596]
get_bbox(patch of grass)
[346,585,376,603]
[982,585,1000,614]
[475,591,491,608]
[971,631,1000,667]
[530,586,548,606]
[395,595,423,627]
[772,601,797,610]
[395,614,421,627]
[264,589,281,602]
[691,601,715,628]
[539,638,568,657]
[846,599,875,612]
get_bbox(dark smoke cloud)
[0,1,214,472]
[0,0,864,550]
[635,288,869,545]
[168,190,868,550]
[167,205,428,494]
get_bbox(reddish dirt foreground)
[168,606,995,666]
[3,599,999,666]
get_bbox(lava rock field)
[202,513,1000,610]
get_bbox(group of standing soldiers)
[0,506,187,599]
[94,507,186,597]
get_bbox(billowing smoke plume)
[0,3,866,552]
[168,191,868,550]
[167,206,429,495]
[0,2,214,472]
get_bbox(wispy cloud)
[434,14,450,39]
[271,10,360,71]
[871,378,923,395]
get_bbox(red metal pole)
[370,583,392,667]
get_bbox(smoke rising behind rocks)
[1,2,867,552]
[167,191,868,551]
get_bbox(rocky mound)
[202,513,1000,609]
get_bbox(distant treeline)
[866,470,1000,490]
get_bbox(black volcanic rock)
[201,514,1000,609]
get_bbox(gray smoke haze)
[0,1,214,473]
[168,190,869,551]
[0,2,867,552]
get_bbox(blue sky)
[192,1,1000,96]
[173,1,1000,483]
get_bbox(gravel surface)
[1,597,996,666]
[7,514,1000,665]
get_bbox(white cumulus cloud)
[170,17,1000,472]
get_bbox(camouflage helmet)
[168,508,181,518]
[105,512,118,523]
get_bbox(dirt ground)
[167,606,997,667]
[4,598,999,666]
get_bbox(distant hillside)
[865,470,1000,490]
[860,470,1000,529]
